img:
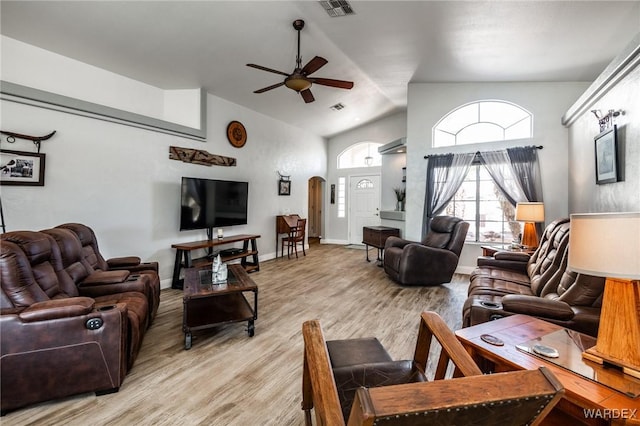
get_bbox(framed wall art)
[278,179,291,196]
[0,149,46,186]
[594,125,619,185]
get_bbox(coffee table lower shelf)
[183,292,257,350]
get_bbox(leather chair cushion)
[327,337,392,368]
[56,223,110,271]
[332,360,427,421]
[468,271,533,297]
[1,233,71,304]
[421,216,462,248]
[556,272,605,307]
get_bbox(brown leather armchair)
[383,216,469,286]
[0,236,131,414]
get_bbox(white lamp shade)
[515,202,545,222]
[568,212,640,279]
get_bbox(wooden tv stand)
[171,234,260,289]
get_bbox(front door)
[349,174,381,245]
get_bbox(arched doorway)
[307,176,325,242]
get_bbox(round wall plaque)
[227,121,247,148]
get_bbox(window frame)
[337,142,383,169]
[433,100,533,148]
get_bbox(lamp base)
[521,222,539,249]
[583,348,640,379]
[581,278,640,379]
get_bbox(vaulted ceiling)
[1,1,639,137]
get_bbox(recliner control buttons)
[86,318,103,330]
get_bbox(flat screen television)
[180,177,248,235]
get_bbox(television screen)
[180,177,248,231]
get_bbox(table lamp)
[568,212,640,379]
[515,202,545,249]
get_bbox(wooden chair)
[282,218,306,259]
[302,311,564,426]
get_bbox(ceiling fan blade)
[254,82,285,93]
[301,56,328,76]
[247,63,290,77]
[311,78,354,90]
[300,89,315,103]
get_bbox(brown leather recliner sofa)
[383,216,469,286]
[0,226,159,414]
[462,218,605,337]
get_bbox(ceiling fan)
[247,19,354,103]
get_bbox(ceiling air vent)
[319,1,355,17]
[330,103,345,111]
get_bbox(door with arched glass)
[349,175,381,244]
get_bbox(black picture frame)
[594,125,619,185]
[278,179,291,196]
[0,149,46,186]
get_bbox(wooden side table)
[362,226,400,265]
[456,315,640,425]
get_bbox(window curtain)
[506,146,543,204]
[422,152,475,237]
[507,146,544,235]
[479,149,527,206]
[480,146,544,234]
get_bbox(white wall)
[2,36,201,129]
[1,39,326,288]
[325,112,406,243]
[568,66,640,213]
[406,82,589,272]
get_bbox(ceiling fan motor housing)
[285,74,311,92]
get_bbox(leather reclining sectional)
[463,218,605,337]
[0,224,160,414]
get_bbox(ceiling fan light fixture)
[285,76,312,92]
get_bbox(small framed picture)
[594,125,619,185]
[0,149,46,186]
[278,179,291,196]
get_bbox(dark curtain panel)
[479,149,527,206]
[422,152,475,238]
[507,146,545,234]
[507,146,543,203]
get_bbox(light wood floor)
[4,243,470,426]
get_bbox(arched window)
[433,100,532,147]
[356,179,374,189]
[337,142,382,169]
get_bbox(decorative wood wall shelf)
[169,146,236,167]
[1,130,56,153]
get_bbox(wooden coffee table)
[182,264,258,350]
[456,315,640,425]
